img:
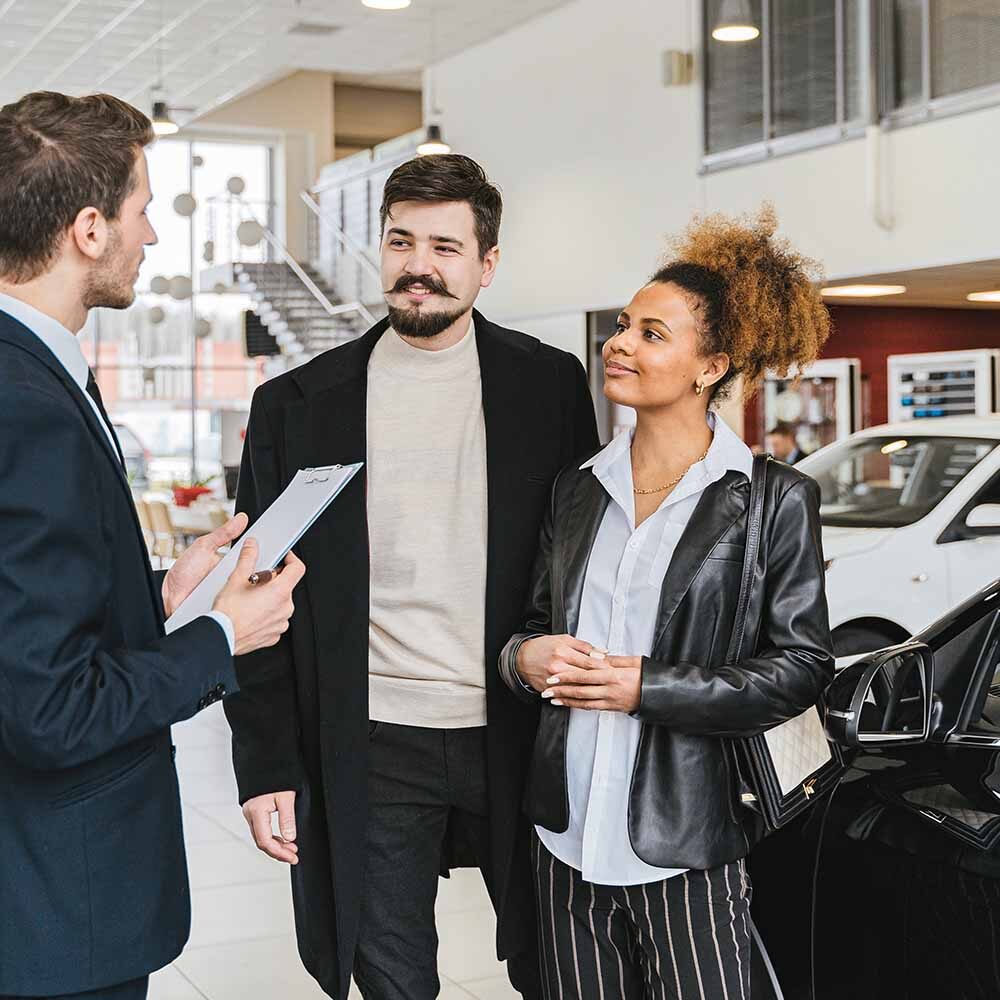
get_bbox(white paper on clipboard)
[165,462,363,634]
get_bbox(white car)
[796,417,1000,656]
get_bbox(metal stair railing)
[232,196,376,327]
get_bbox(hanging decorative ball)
[202,239,215,263]
[168,274,193,300]
[192,154,204,167]
[173,192,197,217]
[226,176,246,195]
[150,275,169,295]
[213,281,228,294]
[236,219,264,247]
[195,318,212,338]
[148,305,166,325]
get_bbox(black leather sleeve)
[636,477,834,737]
[223,390,305,802]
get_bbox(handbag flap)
[763,707,835,796]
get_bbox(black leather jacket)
[500,457,834,871]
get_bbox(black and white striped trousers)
[531,833,752,1000]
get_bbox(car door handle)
[912,573,929,583]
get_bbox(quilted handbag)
[726,454,846,832]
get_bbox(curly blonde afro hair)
[652,204,831,400]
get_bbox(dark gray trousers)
[353,721,541,1000]
[532,834,752,1000]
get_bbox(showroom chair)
[146,499,184,564]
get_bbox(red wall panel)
[744,305,1000,446]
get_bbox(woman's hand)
[516,635,601,694]
[541,655,643,713]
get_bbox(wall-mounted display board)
[887,349,999,422]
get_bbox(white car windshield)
[803,436,997,528]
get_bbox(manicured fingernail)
[541,689,554,699]
[551,699,564,707]
[547,676,560,685]
[590,650,606,660]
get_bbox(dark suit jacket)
[0,308,237,996]
[224,311,599,999]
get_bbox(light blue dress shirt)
[535,412,753,885]
[0,293,234,654]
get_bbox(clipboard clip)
[303,464,342,484]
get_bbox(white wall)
[432,0,1000,325]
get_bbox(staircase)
[234,261,380,358]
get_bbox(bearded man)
[225,153,598,999]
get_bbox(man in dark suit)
[766,421,810,464]
[0,92,304,1000]
[225,154,599,999]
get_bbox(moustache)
[387,275,458,299]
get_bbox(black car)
[751,578,1000,1000]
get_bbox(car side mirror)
[965,504,1000,531]
[825,642,932,749]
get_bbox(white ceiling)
[0,0,570,122]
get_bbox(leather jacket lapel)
[651,472,748,654]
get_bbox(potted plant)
[171,477,214,507]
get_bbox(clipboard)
[165,462,363,634]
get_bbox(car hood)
[821,525,894,560]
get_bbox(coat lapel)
[558,473,610,637]
[476,312,545,666]
[283,321,387,716]
[651,472,748,654]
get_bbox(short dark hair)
[379,154,502,260]
[0,91,155,283]
[767,422,798,440]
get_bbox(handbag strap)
[726,453,770,665]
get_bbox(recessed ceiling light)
[362,0,411,9]
[967,290,1000,303]
[820,284,907,298]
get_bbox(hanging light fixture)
[711,0,760,42]
[417,6,452,156]
[417,124,451,156]
[151,100,178,136]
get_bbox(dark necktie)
[85,370,127,469]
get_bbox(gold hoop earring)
[694,381,706,397]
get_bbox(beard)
[82,226,138,311]
[384,272,468,339]
[387,301,468,339]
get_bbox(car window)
[803,436,996,528]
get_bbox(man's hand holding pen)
[213,540,306,656]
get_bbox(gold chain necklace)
[632,448,709,495]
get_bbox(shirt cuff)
[203,611,236,655]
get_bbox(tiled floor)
[150,705,518,1000]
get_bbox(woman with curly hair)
[499,207,835,999]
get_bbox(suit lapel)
[651,472,748,654]
[0,312,161,618]
[0,313,129,486]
